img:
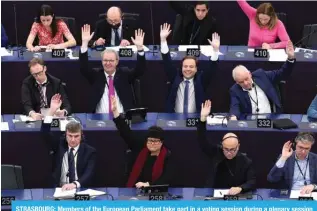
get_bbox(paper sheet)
[268,49,287,62]
[106,45,149,52]
[178,45,199,51]
[0,47,13,56]
[200,45,224,57]
[213,189,229,198]
[19,115,36,122]
[207,115,228,125]
[53,188,76,199]
[1,122,9,131]
[76,189,106,196]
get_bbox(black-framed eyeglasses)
[147,138,162,145]
[222,145,239,153]
[31,69,44,77]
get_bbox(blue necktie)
[183,80,190,113]
[114,29,120,46]
[68,148,76,183]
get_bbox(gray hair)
[295,132,315,145]
[66,120,83,133]
[101,49,119,61]
[232,65,249,81]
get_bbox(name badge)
[186,48,200,57]
[254,49,268,58]
[119,48,133,57]
[52,49,66,58]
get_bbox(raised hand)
[81,24,94,46]
[111,95,119,118]
[50,94,62,112]
[131,29,145,51]
[160,23,172,41]
[286,41,295,59]
[201,100,212,120]
[208,33,220,52]
[281,140,293,160]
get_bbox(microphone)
[148,2,157,56]
[293,28,316,48]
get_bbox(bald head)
[222,133,240,159]
[107,7,122,21]
[222,133,239,145]
[232,65,253,90]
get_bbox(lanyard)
[295,158,309,185]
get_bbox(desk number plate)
[52,49,66,58]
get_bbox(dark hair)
[28,58,45,68]
[255,3,278,30]
[147,126,164,141]
[295,132,315,145]
[194,1,209,9]
[66,121,83,134]
[36,5,58,38]
[182,55,198,66]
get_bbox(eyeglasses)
[296,146,311,152]
[103,59,116,63]
[147,139,162,145]
[31,69,44,77]
[222,146,239,154]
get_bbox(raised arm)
[237,0,256,20]
[197,100,219,157]
[80,24,96,84]
[129,29,146,80]
[112,96,144,150]
[201,33,220,88]
[307,95,317,119]
[269,21,290,49]
[265,41,295,83]
[160,23,177,82]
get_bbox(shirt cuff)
[81,47,88,54]
[137,51,145,56]
[275,157,286,168]
[210,50,219,61]
[160,41,169,54]
[287,59,295,63]
[74,181,81,188]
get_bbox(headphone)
[291,132,315,151]
[63,118,85,144]
[222,135,240,143]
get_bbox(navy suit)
[229,60,295,118]
[79,51,146,112]
[267,152,317,189]
[162,51,218,113]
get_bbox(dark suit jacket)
[170,2,217,45]
[229,60,295,118]
[41,123,96,187]
[162,51,218,113]
[21,73,71,115]
[113,115,173,185]
[79,51,146,113]
[197,120,256,192]
[90,19,136,46]
[267,152,317,189]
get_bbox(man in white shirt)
[229,41,296,120]
[80,24,146,113]
[159,23,220,113]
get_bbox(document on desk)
[289,190,311,198]
[207,115,228,125]
[53,188,76,199]
[106,45,149,52]
[0,47,13,56]
[1,122,9,131]
[178,45,199,51]
[213,189,229,197]
[76,189,106,196]
[200,45,224,57]
[268,49,287,62]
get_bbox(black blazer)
[21,73,71,115]
[170,2,217,45]
[90,19,136,46]
[113,115,172,185]
[41,123,96,187]
[79,51,146,113]
[162,51,218,112]
[197,120,256,192]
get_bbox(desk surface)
[0,188,296,201]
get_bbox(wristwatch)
[314,184,317,190]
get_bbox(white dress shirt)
[243,83,271,114]
[29,79,48,116]
[95,71,124,114]
[175,78,196,113]
[111,21,122,46]
[60,145,80,188]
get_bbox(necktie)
[68,148,76,183]
[183,80,190,113]
[114,28,120,46]
[37,83,47,108]
[108,75,115,113]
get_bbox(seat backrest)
[301,24,317,48]
[1,164,24,189]
[131,79,142,107]
[98,13,139,21]
[172,14,183,45]
[275,81,286,112]
[276,12,287,26]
